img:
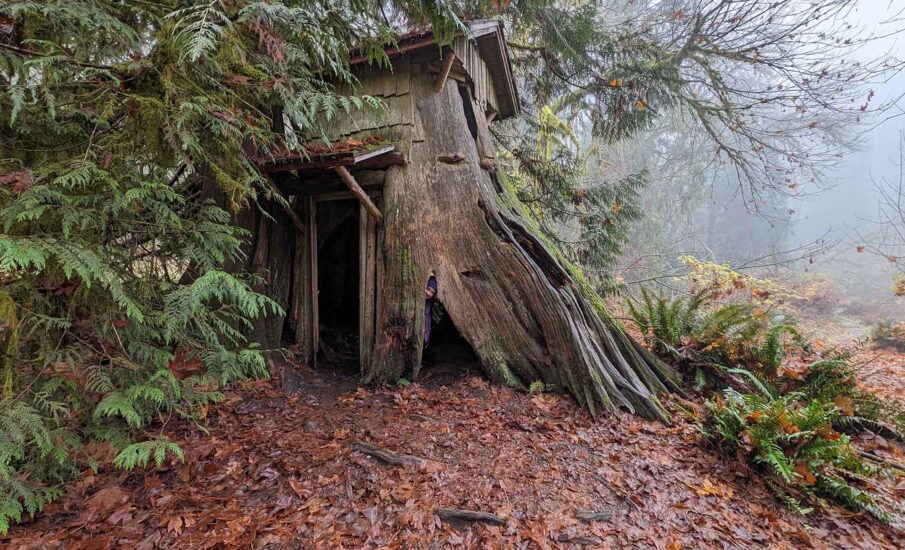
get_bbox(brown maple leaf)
[794,461,816,485]
[168,348,203,380]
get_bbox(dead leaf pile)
[4,370,903,549]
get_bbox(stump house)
[256,20,520,374]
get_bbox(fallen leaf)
[687,478,734,500]
[832,395,855,416]
[85,486,130,519]
[168,348,203,380]
[166,514,184,535]
[794,462,816,485]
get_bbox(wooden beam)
[263,174,305,233]
[434,51,457,93]
[309,197,318,362]
[335,166,383,224]
[350,37,438,64]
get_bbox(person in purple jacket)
[424,274,437,346]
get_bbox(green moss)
[396,245,412,270]
[478,343,521,387]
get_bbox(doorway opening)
[316,199,360,372]
[420,306,482,386]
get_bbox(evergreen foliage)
[628,286,798,380]
[703,386,891,522]
[0,0,473,533]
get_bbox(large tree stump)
[363,70,679,420]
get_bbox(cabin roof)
[351,19,520,120]
[261,136,404,174]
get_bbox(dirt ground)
[5,350,904,549]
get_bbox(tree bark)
[363,71,679,420]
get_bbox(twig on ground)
[350,440,426,467]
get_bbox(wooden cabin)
[257,20,520,372]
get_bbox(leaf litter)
[4,360,904,549]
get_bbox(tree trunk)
[200,177,295,354]
[364,71,679,420]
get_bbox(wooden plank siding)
[302,21,518,151]
[305,60,415,151]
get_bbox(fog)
[793,2,904,316]
[598,2,905,331]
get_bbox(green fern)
[703,383,891,521]
[0,479,62,534]
[114,438,184,470]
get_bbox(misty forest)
[2,1,905,548]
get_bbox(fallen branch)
[437,508,506,526]
[556,534,601,546]
[576,509,615,524]
[858,450,905,472]
[350,440,425,467]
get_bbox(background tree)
[498,0,900,283]
[856,132,905,296]
[0,0,464,533]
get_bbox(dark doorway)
[316,199,360,371]
[420,309,482,386]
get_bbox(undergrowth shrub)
[631,285,904,523]
[703,386,890,521]
[0,171,280,534]
[870,320,905,351]
[628,286,800,384]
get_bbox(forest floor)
[5,347,905,549]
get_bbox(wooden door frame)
[307,192,379,372]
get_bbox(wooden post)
[434,51,456,93]
[334,166,383,224]
[308,197,319,362]
[360,205,377,371]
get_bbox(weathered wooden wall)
[307,37,508,146]
[308,60,416,149]
[271,36,511,374]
